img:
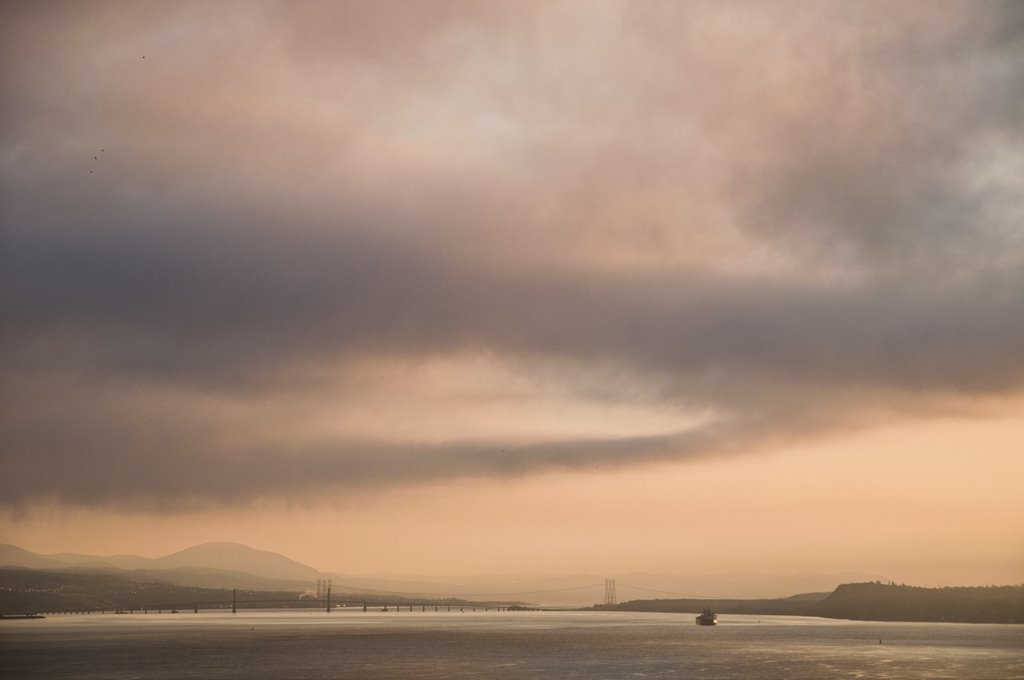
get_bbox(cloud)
[2,1,1022,508]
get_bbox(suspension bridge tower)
[604,579,617,606]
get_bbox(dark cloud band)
[2,1,1022,508]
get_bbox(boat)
[695,607,718,626]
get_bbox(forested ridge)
[596,582,1024,624]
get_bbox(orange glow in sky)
[1,2,1022,589]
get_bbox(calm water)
[1,609,1021,679]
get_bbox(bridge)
[38,580,717,616]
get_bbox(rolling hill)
[0,542,322,590]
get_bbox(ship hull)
[695,608,718,625]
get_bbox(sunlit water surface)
[2,609,1021,679]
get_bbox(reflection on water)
[2,610,1021,679]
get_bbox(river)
[2,609,1021,678]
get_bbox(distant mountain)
[152,543,320,582]
[0,544,65,570]
[126,567,314,591]
[0,542,322,588]
[43,552,154,571]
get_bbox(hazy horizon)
[2,2,1022,589]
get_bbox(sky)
[1,1,1022,587]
